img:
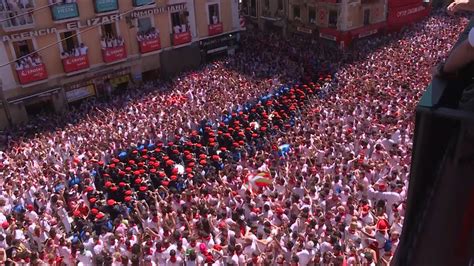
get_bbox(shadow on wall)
[160,44,202,78]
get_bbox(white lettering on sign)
[2,28,57,42]
[396,6,425,18]
[130,3,186,18]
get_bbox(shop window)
[100,23,123,48]
[309,7,316,24]
[171,10,189,34]
[13,39,42,70]
[364,9,370,25]
[328,10,338,28]
[0,0,34,10]
[293,5,300,20]
[137,17,158,41]
[208,3,219,25]
[0,1,34,29]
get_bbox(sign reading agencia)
[1,4,187,42]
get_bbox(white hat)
[306,241,314,250]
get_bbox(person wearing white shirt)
[79,43,88,55]
[174,25,181,34]
[296,241,315,266]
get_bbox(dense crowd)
[0,11,469,265]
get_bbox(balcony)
[94,0,118,14]
[0,11,34,32]
[171,31,192,46]
[51,2,79,22]
[208,22,223,36]
[62,55,89,74]
[133,0,155,7]
[16,63,48,85]
[102,45,127,64]
[138,37,161,54]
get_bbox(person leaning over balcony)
[434,1,474,77]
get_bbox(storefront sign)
[319,33,337,41]
[95,0,118,13]
[139,38,161,53]
[17,64,48,85]
[62,55,89,73]
[200,33,237,48]
[102,46,127,63]
[66,84,96,102]
[297,26,313,34]
[387,4,429,29]
[110,74,130,87]
[396,5,425,18]
[208,23,223,36]
[173,31,192,46]
[51,3,79,21]
[130,3,187,18]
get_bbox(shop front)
[387,3,431,31]
[199,32,240,62]
[65,81,97,105]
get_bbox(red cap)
[125,190,133,196]
[2,221,9,229]
[89,197,97,204]
[134,178,142,184]
[119,182,126,187]
[139,186,147,192]
[105,181,112,188]
[124,196,132,202]
[91,208,99,215]
[96,212,105,220]
[107,199,116,206]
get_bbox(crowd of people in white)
[0,9,469,266]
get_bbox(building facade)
[0,0,244,128]
[242,0,431,47]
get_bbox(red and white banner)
[208,23,223,36]
[387,3,430,29]
[350,22,386,39]
[388,0,422,9]
[17,64,48,85]
[138,37,161,54]
[173,31,192,46]
[62,55,89,73]
[102,46,127,63]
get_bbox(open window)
[364,9,370,25]
[0,0,34,30]
[309,7,316,24]
[293,5,300,20]
[208,3,220,25]
[171,10,189,34]
[328,10,338,28]
[137,17,158,41]
[59,31,86,58]
[12,39,42,70]
[100,23,123,48]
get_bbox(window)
[309,7,316,24]
[328,10,338,28]
[364,9,370,25]
[208,3,219,25]
[59,31,82,57]
[0,9,34,29]
[293,5,300,20]
[171,10,189,34]
[138,17,152,33]
[264,0,269,9]
[0,0,34,10]
[100,23,123,48]
[12,39,43,70]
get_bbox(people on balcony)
[15,53,42,70]
[137,27,159,42]
[100,35,124,50]
[60,43,88,59]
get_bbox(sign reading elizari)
[1,4,186,42]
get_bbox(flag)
[250,172,272,187]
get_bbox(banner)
[102,46,127,63]
[387,4,429,29]
[51,3,79,21]
[17,64,48,85]
[208,23,223,36]
[62,55,89,73]
[95,0,118,13]
[138,38,161,53]
[173,31,192,46]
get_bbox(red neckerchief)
[170,256,177,263]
